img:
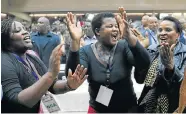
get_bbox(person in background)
[61,22,84,60]
[31,17,61,68]
[1,19,88,113]
[51,20,62,37]
[138,16,186,113]
[30,24,37,34]
[137,15,153,48]
[21,21,31,32]
[82,21,97,45]
[148,16,158,35]
[148,16,159,45]
[61,26,72,59]
[137,15,149,37]
[65,7,150,113]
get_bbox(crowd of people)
[1,7,186,113]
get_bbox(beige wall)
[4,0,186,13]
[8,12,31,21]
[1,0,9,13]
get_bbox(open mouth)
[111,33,118,41]
[160,39,166,43]
[24,36,31,43]
[24,36,30,40]
[159,36,167,43]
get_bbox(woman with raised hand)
[138,16,186,113]
[1,19,88,113]
[65,7,150,113]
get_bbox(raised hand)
[115,7,128,39]
[159,42,176,70]
[131,29,149,48]
[66,12,83,41]
[67,64,88,89]
[115,7,138,46]
[48,44,64,78]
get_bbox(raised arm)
[65,12,88,76]
[116,7,151,83]
[2,44,63,108]
[124,40,151,83]
[160,43,186,88]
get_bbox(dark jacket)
[31,32,61,68]
[138,42,186,113]
[1,52,56,113]
[65,40,150,113]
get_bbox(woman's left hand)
[67,64,88,89]
[159,42,176,70]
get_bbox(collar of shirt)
[84,35,97,40]
[33,31,53,37]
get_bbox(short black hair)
[1,19,14,52]
[91,12,115,36]
[162,16,183,34]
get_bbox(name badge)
[96,85,113,107]
[41,93,61,113]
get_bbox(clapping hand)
[115,7,128,39]
[67,64,88,89]
[115,7,140,46]
[48,44,64,78]
[131,29,149,48]
[159,42,176,70]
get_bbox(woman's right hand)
[116,7,135,39]
[48,44,63,78]
[66,12,83,41]
[130,29,150,48]
[115,7,138,46]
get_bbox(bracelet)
[65,81,76,91]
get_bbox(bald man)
[37,17,50,34]
[31,17,61,68]
[137,15,150,37]
[137,15,157,47]
[145,16,159,47]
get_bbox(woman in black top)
[138,16,186,113]
[1,19,87,113]
[65,8,151,113]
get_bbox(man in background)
[82,21,97,45]
[31,17,61,68]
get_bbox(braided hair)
[1,19,14,52]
